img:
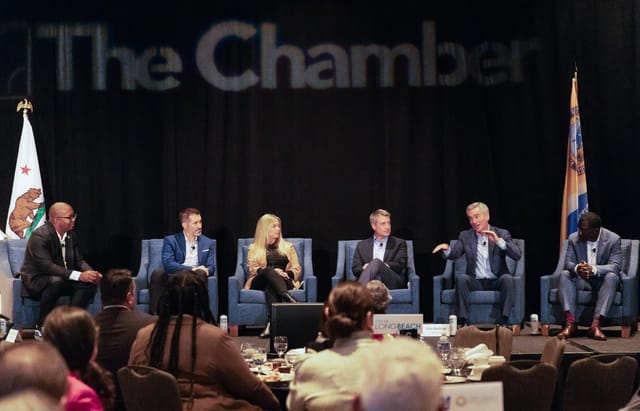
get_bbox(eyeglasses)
[58,214,77,221]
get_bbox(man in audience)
[557,212,621,340]
[20,202,102,326]
[95,268,156,411]
[366,280,392,314]
[148,207,216,314]
[433,201,521,326]
[0,341,68,406]
[352,337,443,411]
[352,209,407,289]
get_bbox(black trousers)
[27,275,96,326]
[250,268,293,320]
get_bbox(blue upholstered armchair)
[540,239,639,338]
[432,239,525,327]
[0,239,102,328]
[228,238,317,326]
[331,240,420,314]
[136,239,219,319]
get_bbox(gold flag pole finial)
[16,99,33,115]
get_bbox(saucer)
[444,376,466,384]
[467,373,483,382]
[468,364,490,369]
[441,367,451,374]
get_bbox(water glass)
[450,347,466,377]
[274,336,288,359]
[240,342,256,366]
[252,347,267,367]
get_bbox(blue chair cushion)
[389,289,411,303]
[8,242,26,276]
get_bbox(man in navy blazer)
[557,212,621,340]
[149,208,216,314]
[433,202,521,326]
[352,209,407,289]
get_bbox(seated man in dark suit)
[352,209,407,289]
[433,202,521,326]
[94,268,156,411]
[149,208,216,314]
[557,212,621,341]
[20,202,102,326]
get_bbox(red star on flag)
[20,164,31,175]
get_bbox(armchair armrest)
[332,243,347,288]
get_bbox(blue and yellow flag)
[560,73,588,242]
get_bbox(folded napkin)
[464,344,493,362]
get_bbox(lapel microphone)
[483,241,487,246]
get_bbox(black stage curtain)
[1,1,639,319]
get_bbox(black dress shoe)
[260,322,270,339]
[280,292,297,303]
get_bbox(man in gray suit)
[557,212,621,341]
[433,202,521,326]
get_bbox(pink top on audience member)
[66,372,104,411]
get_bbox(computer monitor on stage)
[270,303,324,354]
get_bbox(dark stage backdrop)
[1,1,639,321]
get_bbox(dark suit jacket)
[95,307,156,411]
[446,226,521,276]
[20,222,92,296]
[352,236,408,278]
[161,232,216,274]
[564,227,622,276]
[94,307,157,377]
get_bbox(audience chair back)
[563,354,638,411]
[481,362,557,411]
[453,325,513,360]
[331,239,420,313]
[540,337,565,368]
[433,238,525,326]
[118,365,182,411]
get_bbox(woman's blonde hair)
[251,213,293,267]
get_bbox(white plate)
[467,373,483,382]
[444,376,467,384]
[468,364,490,369]
[441,367,452,374]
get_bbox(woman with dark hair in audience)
[129,270,279,411]
[43,306,115,411]
[244,213,301,338]
[287,281,378,411]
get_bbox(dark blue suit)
[161,233,215,274]
[149,232,216,313]
[445,226,521,320]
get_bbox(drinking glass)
[252,347,267,367]
[240,342,256,366]
[274,336,288,359]
[450,347,466,377]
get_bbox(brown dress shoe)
[588,325,607,340]
[558,322,577,338]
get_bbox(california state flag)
[5,111,45,239]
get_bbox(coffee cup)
[488,355,506,366]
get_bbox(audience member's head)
[44,306,98,372]
[0,341,68,404]
[100,268,136,309]
[366,280,392,314]
[354,338,443,411]
[0,389,63,411]
[324,281,373,340]
[150,270,216,375]
[43,306,114,410]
